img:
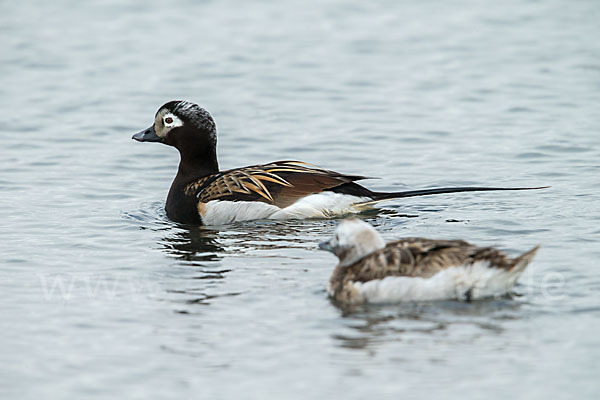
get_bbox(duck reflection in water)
[332,305,446,351]
[332,299,522,352]
[159,225,236,306]
[161,225,224,264]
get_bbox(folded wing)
[186,161,372,208]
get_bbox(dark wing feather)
[185,161,372,208]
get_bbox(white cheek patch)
[163,113,183,129]
[156,113,184,137]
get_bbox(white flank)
[353,261,526,303]
[200,193,371,224]
[202,200,281,225]
[270,192,371,220]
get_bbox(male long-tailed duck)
[133,100,547,225]
[319,219,538,304]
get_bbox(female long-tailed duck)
[133,100,547,225]
[319,219,538,304]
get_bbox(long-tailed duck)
[319,218,538,304]
[133,100,547,225]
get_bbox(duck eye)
[165,117,173,124]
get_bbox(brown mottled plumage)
[184,161,368,208]
[321,219,539,304]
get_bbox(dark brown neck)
[174,150,219,185]
[168,126,219,185]
[165,146,219,224]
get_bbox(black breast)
[165,185,203,224]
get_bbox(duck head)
[133,101,219,172]
[319,218,386,266]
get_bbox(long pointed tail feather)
[511,245,540,273]
[369,185,550,203]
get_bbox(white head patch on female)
[320,218,386,266]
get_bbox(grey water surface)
[1,0,599,398]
